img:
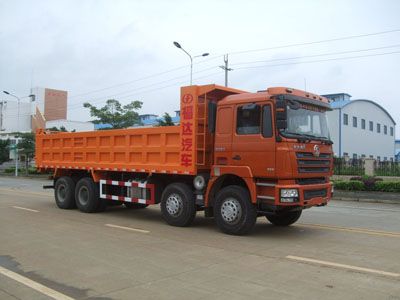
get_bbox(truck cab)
[205,86,333,234]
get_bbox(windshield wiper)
[281,132,312,143]
[282,132,333,144]
[300,134,333,144]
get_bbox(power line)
[62,45,400,112]
[65,29,400,99]
[231,44,400,66]
[235,50,400,70]
[11,42,399,117]
[229,29,400,56]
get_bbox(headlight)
[280,189,299,198]
[280,188,299,203]
[193,175,206,190]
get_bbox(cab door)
[231,103,276,178]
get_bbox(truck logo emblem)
[313,145,320,157]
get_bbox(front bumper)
[272,182,332,207]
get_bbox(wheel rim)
[166,193,183,217]
[78,186,89,206]
[221,197,242,224]
[57,184,67,202]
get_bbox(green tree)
[47,126,68,132]
[0,139,10,164]
[13,132,35,175]
[157,113,175,126]
[83,99,143,129]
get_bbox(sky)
[0,0,399,137]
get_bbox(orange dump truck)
[36,84,333,235]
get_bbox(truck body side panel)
[36,126,194,174]
[35,84,245,176]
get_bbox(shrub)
[374,181,400,193]
[4,167,21,174]
[350,176,383,190]
[334,181,364,191]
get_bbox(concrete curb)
[333,190,400,205]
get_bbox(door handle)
[232,155,241,160]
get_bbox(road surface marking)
[286,255,400,278]
[329,204,400,213]
[297,223,400,238]
[105,223,149,234]
[12,206,39,213]
[0,265,74,300]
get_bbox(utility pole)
[219,54,233,87]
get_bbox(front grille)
[296,152,331,174]
[304,189,327,200]
[298,159,330,166]
[296,178,326,185]
[298,167,330,173]
[296,152,331,159]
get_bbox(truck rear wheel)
[214,186,257,235]
[54,176,76,209]
[266,210,302,226]
[75,178,104,213]
[161,183,196,227]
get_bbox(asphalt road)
[0,176,399,300]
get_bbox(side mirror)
[208,101,217,133]
[276,97,287,130]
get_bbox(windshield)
[284,106,330,140]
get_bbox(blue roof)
[329,100,351,109]
[94,123,112,129]
[329,99,396,125]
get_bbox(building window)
[361,119,366,129]
[353,116,357,128]
[361,154,366,158]
[369,155,374,158]
[343,114,348,125]
[384,125,387,135]
[390,127,394,136]
[377,123,381,133]
[369,121,373,131]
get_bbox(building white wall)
[0,101,32,132]
[31,87,45,115]
[328,100,395,160]
[327,109,340,156]
[46,119,94,132]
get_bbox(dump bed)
[36,85,245,176]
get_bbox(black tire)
[160,183,196,227]
[124,202,148,209]
[75,177,103,213]
[54,177,76,209]
[266,210,302,226]
[214,186,257,235]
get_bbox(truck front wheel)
[266,210,302,226]
[75,178,104,213]
[214,186,257,235]
[161,183,196,227]
[54,176,76,209]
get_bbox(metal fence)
[333,157,365,176]
[374,161,400,176]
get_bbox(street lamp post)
[173,41,209,85]
[3,91,21,177]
